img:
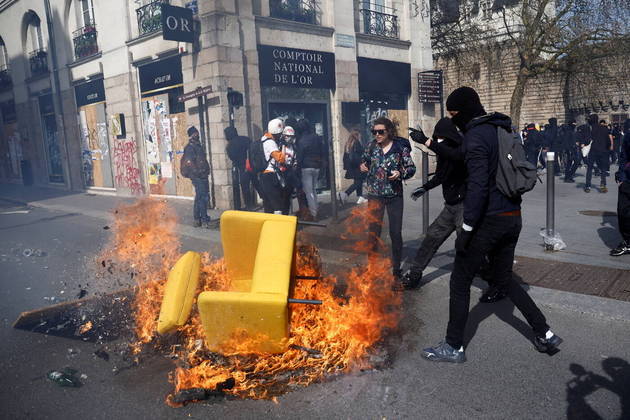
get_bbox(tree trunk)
[510,68,529,128]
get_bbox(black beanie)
[446,86,485,115]
[187,126,199,137]
[432,117,463,144]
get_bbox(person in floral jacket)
[360,116,416,286]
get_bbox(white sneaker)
[357,196,368,204]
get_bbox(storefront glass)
[38,94,64,183]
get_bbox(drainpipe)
[44,0,73,189]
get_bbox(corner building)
[0,0,434,208]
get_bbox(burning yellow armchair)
[158,211,297,354]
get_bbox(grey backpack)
[496,127,538,198]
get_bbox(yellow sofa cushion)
[157,251,201,334]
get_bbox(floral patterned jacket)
[362,138,416,198]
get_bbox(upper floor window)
[80,0,95,26]
[269,0,321,25]
[135,0,170,36]
[73,0,99,60]
[25,12,48,76]
[0,37,11,92]
[359,1,400,39]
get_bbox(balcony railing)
[360,3,399,39]
[270,0,320,25]
[136,0,169,36]
[73,24,99,60]
[0,66,11,91]
[29,49,48,76]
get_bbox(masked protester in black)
[524,123,542,168]
[421,86,562,364]
[560,120,580,183]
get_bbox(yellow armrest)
[157,251,201,334]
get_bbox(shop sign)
[161,4,195,43]
[357,57,411,95]
[74,78,106,107]
[258,44,335,89]
[139,55,183,94]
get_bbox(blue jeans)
[301,168,320,217]
[191,177,210,222]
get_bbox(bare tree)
[431,0,630,125]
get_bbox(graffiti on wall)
[113,137,144,195]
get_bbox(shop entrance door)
[78,103,113,188]
[268,102,330,190]
[140,94,193,197]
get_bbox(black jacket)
[462,112,521,228]
[591,124,611,153]
[524,128,543,151]
[343,141,365,179]
[298,133,325,169]
[226,135,251,168]
[182,139,210,179]
[424,119,466,205]
[559,123,577,150]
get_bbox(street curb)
[424,271,630,324]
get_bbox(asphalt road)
[1,198,629,419]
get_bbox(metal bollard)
[422,150,429,235]
[546,152,555,249]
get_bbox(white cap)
[282,126,295,136]
[267,118,284,135]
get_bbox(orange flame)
[100,199,401,403]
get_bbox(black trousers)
[344,177,364,198]
[260,172,290,214]
[446,214,549,349]
[586,152,609,187]
[368,195,404,273]
[619,183,630,242]
[564,147,580,180]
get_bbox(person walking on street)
[297,119,326,221]
[225,126,256,210]
[560,120,580,183]
[422,87,562,363]
[339,129,367,204]
[611,119,630,256]
[524,123,542,169]
[402,118,466,288]
[181,126,211,228]
[361,116,416,286]
[584,115,613,193]
[545,118,561,175]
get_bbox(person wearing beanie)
[559,119,580,183]
[422,87,562,363]
[611,118,630,256]
[181,126,212,228]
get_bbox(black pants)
[368,196,404,273]
[619,183,630,242]
[585,152,609,187]
[191,177,210,223]
[345,177,363,198]
[564,147,580,181]
[411,202,463,272]
[526,148,538,169]
[261,172,289,214]
[446,214,549,349]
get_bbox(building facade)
[0,0,435,208]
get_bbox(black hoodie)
[423,118,467,205]
[462,112,521,228]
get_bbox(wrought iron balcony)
[73,24,99,60]
[0,65,12,91]
[270,0,320,25]
[29,49,48,76]
[360,3,399,39]
[136,0,169,36]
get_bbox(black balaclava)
[446,86,486,132]
[224,126,237,141]
[432,117,463,145]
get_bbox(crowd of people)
[178,85,630,363]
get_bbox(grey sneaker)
[422,341,466,363]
